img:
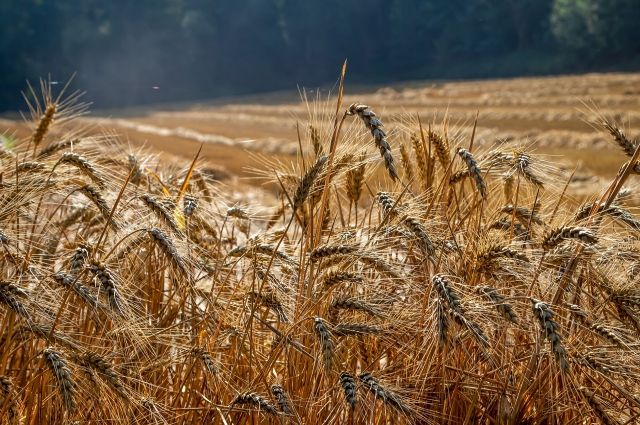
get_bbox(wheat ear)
[140,195,183,237]
[270,385,292,414]
[0,282,31,319]
[43,348,76,413]
[313,317,335,370]
[347,103,398,180]
[436,298,450,346]
[568,304,625,347]
[339,372,357,410]
[309,124,323,156]
[513,152,544,187]
[579,388,620,425]
[602,118,637,157]
[183,195,198,217]
[231,392,277,415]
[429,129,450,170]
[59,152,105,188]
[531,299,569,372]
[411,133,430,190]
[69,243,90,274]
[576,202,640,231]
[78,185,117,229]
[88,261,124,314]
[358,372,412,415]
[478,286,518,323]
[333,323,382,336]
[32,103,56,150]
[399,144,414,182]
[542,227,597,250]
[293,154,328,210]
[346,153,366,205]
[248,291,288,322]
[432,275,489,347]
[80,352,127,399]
[0,375,20,425]
[53,272,100,309]
[191,348,218,375]
[148,227,187,276]
[330,298,382,320]
[310,244,358,262]
[456,148,486,198]
[322,271,363,287]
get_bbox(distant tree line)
[1,0,639,111]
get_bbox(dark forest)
[1,0,639,111]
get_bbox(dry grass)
[1,76,640,424]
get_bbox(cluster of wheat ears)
[1,74,640,425]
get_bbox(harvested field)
[4,73,640,183]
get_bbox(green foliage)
[0,0,637,111]
[0,134,15,152]
[551,0,640,56]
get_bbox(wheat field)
[1,72,640,424]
